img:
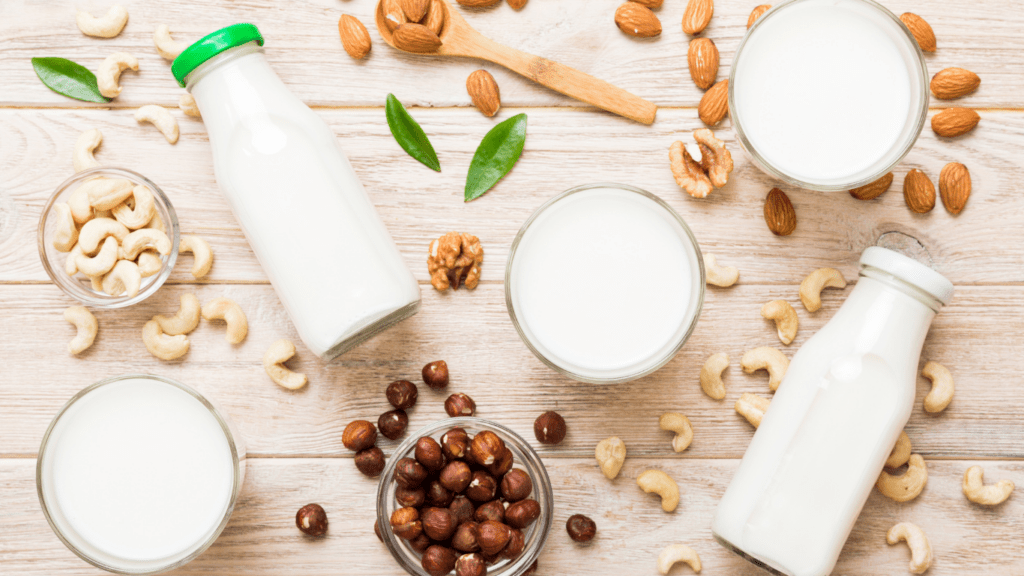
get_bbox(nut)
[393,23,443,53]
[295,503,328,536]
[78,217,129,255]
[201,297,248,343]
[465,470,498,502]
[263,339,307,390]
[456,552,486,576]
[476,520,511,556]
[428,233,483,291]
[343,420,378,451]
[474,499,505,524]
[659,413,693,453]
[614,3,662,38]
[449,496,476,525]
[410,533,431,553]
[903,169,936,213]
[931,108,980,138]
[135,105,179,144]
[764,188,797,236]
[876,454,928,502]
[747,4,771,28]
[74,129,103,173]
[487,448,514,477]
[735,392,770,428]
[445,393,477,417]
[457,0,501,5]
[501,527,525,559]
[694,128,732,188]
[396,485,426,508]
[687,38,718,90]
[154,293,201,336]
[467,70,501,117]
[421,507,459,541]
[962,465,1015,506]
[84,178,134,212]
[65,244,84,276]
[900,13,936,52]
[101,260,142,297]
[453,521,480,552]
[699,352,729,400]
[153,25,189,60]
[179,93,201,117]
[698,79,729,126]
[64,306,98,355]
[425,0,446,34]
[75,236,119,277]
[470,431,506,466]
[179,235,213,278]
[423,359,450,388]
[931,67,980,100]
[681,0,713,34]
[338,14,372,59]
[799,268,847,312]
[566,514,596,542]
[390,506,423,540]
[425,479,454,508]
[657,544,701,575]
[886,431,912,469]
[382,0,407,31]
[670,141,713,199]
[355,446,386,477]
[142,318,189,360]
[395,457,429,488]
[401,0,431,22]
[441,427,470,460]
[703,253,738,288]
[849,172,893,201]
[534,411,566,444]
[51,204,78,253]
[507,0,528,9]
[886,522,932,574]
[922,361,954,413]
[120,228,172,259]
[68,185,94,224]
[112,185,156,230]
[939,162,971,215]
[761,300,798,345]
[387,380,419,408]
[636,469,679,512]
[500,469,533,502]
[416,436,446,471]
[76,5,129,38]
[440,460,473,493]
[595,436,626,479]
[378,409,409,440]
[137,249,162,278]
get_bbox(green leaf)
[385,93,440,172]
[31,57,110,104]
[464,113,528,202]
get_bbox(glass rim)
[36,374,244,575]
[728,0,930,191]
[504,182,706,384]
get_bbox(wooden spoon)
[375,0,657,125]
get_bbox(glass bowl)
[37,167,179,308]
[377,418,553,576]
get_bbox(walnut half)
[428,232,483,291]
[670,129,734,198]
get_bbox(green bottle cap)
[171,23,264,87]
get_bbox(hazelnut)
[422,545,458,576]
[386,379,419,409]
[342,420,377,451]
[524,560,538,575]
[476,520,511,557]
[445,393,477,417]
[425,479,455,508]
[394,457,429,488]
[501,527,525,559]
[566,514,597,542]
[421,507,459,541]
[470,431,506,466]
[500,469,533,502]
[505,499,541,529]
[415,436,446,471]
[465,470,498,502]
[440,460,473,493]
[449,495,476,525]
[396,485,426,508]
[409,533,431,553]
[485,447,513,477]
[533,411,566,444]
[378,409,409,440]
[295,503,328,536]
[354,446,386,477]
[452,520,480,552]
[473,499,505,524]
[456,552,487,576]
[390,507,423,540]
[441,427,471,460]
[423,360,450,389]
[374,519,383,542]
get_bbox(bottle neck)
[184,42,265,91]
[859,265,944,313]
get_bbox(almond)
[401,0,431,22]
[849,172,893,201]
[382,0,408,32]
[508,0,528,9]
[467,70,501,117]
[682,0,713,35]
[392,23,442,53]
[338,14,372,60]
[457,0,501,6]
[747,4,771,29]
[764,188,796,236]
[425,0,446,35]
[903,169,936,213]
[688,38,719,90]
[698,79,728,126]
[900,12,936,52]
[939,162,971,214]
[931,107,980,138]
[614,3,662,38]
[631,0,664,7]
[931,68,980,100]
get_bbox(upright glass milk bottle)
[171,24,420,359]
[713,247,954,576]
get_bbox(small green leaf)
[464,113,528,202]
[385,93,440,172]
[31,57,110,104]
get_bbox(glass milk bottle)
[712,247,954,576]
[171,24,420,359]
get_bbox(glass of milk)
[37,375,245,574]
[730,0,929,190]
[506,183,705,384]
[712,247,954,576]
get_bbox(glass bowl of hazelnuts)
[376,417,553,576]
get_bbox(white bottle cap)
[860,247,954,306]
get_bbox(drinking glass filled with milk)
[37,375,245,574]
[730,0,929,190]
[171,24,420,360]
[712,247,954,576]
[506,184,705,384]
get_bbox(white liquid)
[733,0,919,185]
[508,187,702,382]
[189,45,420,359]
[39,378,236,569]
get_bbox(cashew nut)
[112,185,155,229]
[90,274,104,292]
[147,212,166,234]
[799,268,847,312]
[137,249,163,278]
[101,260,141,297]
[741,347,789,391]
[922,362,954,413]
[75,236,119,277]
[761,300,798,345]
[703,253,739,288]
[877,454,928,502]
[120,228,172,260]
[735,392,770,428]
[65,244,83,275]
[179,235,213,278]
[154,293,201,335]
[657,544,701,575]
[153,25,190,60]
[699,352,728,400]
[886,522,932,574]
[637,469,679,512]
[51,203,79,252]
[64,306,97,355]
[84,177,134,211]
[886,431,912,469]
[76,5,129,38]
[142,319,189,360]
[179,93,201,117]
[201,297,248,343]
[264,339,308,390]
[78,217,129,255]
[134,105,179,144]
[595,436,627,480]
[69,185,95,224]
[659,413,693,453]
[97,52,139,99]
[74,129,103,172]
[962,465,1014,506]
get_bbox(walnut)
[669,141,713,199]
[428,232,483,291]
[670,129,734,198]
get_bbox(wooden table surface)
[2,0,1023,574]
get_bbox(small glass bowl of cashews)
[38,167,179,308]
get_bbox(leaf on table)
[465,113,528,202]
[31,57,110,104]
[385,93,441,172]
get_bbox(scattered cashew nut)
[120,228,172,260]
[154,293,201,335]
[75,236,119,277]
[741,347,789,391]
[922,362,954,413]
[179,93,201,117]
[264,339,308,390]
[637,469,679,512]
[78,217,129,254]
[179,235,213,278]
[886,522,932,574]
[97,52,139,99]
[886,431,912,469]
[76,5,129,38]
[962,465,1014,506]
[877,454,928,502]
[51,203,79,252]
[699,352,728,400]
[142,319,189,360]
[154,25,190,60]
[69,185,94,224]
[657,544,702,575]
[134,105,179,144]
[84,177,134,211]
[659,413,693,453]
[137,249,163,278]
[201,297,248,343]
[799,268,847,312]
[761,300,798,345]
[112,185,156,229]
[64,306,97,355]
[735,392,770,428]
[74,129,103,172]
[101,259,142,297]
[703,253,739,287]
[595,436,626,480]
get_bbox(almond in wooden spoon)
[939,162,971,214]
[401,0,431,22]
[931,108,980,137]
[467,70,501,117]
[425,0,446,34]
[382,0,408,31]
[849,172,893,201]
[615,2,662,38]
[764,188,796,236]
[698,79,728,126]
[682,0,713,35]
[903,169,936,213]
[900,13,936,52]
[931,67,980,100]
[457,0,501,6]
[392,23,443,53]
[748,4,770,28]
[338,14,372,59]
[688,37,718,90]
